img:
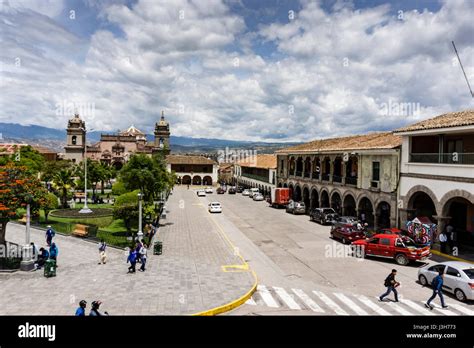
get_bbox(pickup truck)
[352,233,431,266]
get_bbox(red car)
[352,234,431,266]
[377,228,402,235]
[330,224,366,244]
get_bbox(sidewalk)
[0,187,255,315]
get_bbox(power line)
[452,41,474,98]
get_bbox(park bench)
[72,224,89,237]
[74,192,85,203]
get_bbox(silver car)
[286,200,306,215]
[253,193,264,201]
[418,261,474,302]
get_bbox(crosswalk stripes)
[355,295,391,315]
[256,285,280,308]
[291,288,325,313]
[273,287,301,310]
[334,293,368,315]
[246,285,473,316]
[312,290,349,315]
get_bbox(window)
[380,238,390,246]
[446,267,460,277]
[369,238,379,244]
[372,162,380,181]
[428,265,446,273]
[72,135,77,145]
[462,269,474,279]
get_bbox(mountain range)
[0,122,300,153]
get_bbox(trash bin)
[44,259,56,278]
[153,241,163,255]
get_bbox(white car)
[253,193,264,201]
[248,188,259,198]
[205,187,213,194]
[242,189,250,196]
[418,261,474,301]
[197,190,206,197]
[208,202,222,213]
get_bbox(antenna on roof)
[452,41,474,98]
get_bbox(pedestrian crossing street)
[244,285,474,316]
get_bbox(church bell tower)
[154,110,170,155]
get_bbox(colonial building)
[218,163,234,184]
[394,109,474,251]
[276,132,401,229]
[64,112,170,168]
[166,155,218,186]
[234,154,277,195]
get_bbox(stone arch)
[357,195,375,227]
[192,175,202,185]
[320,188,330,207]
[330,189,342,215]
[310,187,319,210]
[405,185,440,214]
[302,186,310,213]
[375,200,391,229]
[283,182,288,188]
[278,182,283,188]
[294,185,302,202]
[182,175,191,185]
[343,192,357,217]
[440,190,474,215]
[203,176,212,186]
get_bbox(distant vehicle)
[216,187,225,194]
[332,216,358,226]
[242,189,250,196]
[205,187,213,194]
[249,188,260,198]
[270,188,291,208]
[352,234,431,266]
[310,208,338,225]
[228,187,236,194]
[236,186,243,193]
[286,200,306,215]
[417,261,474,302]
[197,190,206,197]
[208,202,222,213]
[330,224,366,244]
[253,193,264,201]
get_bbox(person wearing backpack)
[127,249,137,273]
[98,239,107,265]
[425,270,448,310]
[45,226,56,246]
[379,269,399,302]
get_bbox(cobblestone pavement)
[0,187,255,315]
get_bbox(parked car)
[332,216,358,226]
[236,186,243,193]
[228,187,236,194]
[216,187,225,194]
[310,208,338,224]
[249,188,260,198]
[242,189,250,196]
[205,187,213,194]
[286,200,306,215]
[352,234,431,266]
[208,202,222,213]
[330,224,366,244]
[417,261,474,302]
[253,193,264,201]
[197,190,206,197]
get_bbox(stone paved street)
[0,187,255,315]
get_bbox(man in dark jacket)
[127,249,137,273]
[75,300,87,316]
[49,242,59,265]
[425,271,448,309]
[45,226,55,246]
[379,269,399,302]
[36,248,49,269]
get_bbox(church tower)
[154,110,170,155]
[64,113,86,163]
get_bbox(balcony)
[322,173,330,181]
[345,176,357,186]
[242,173,269,183]
[333,175,343,183]
[312,172,320,180]
[295,170,302,177]
[304,171,310,178]
[410,153,474,165]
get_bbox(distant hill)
[0,122,300,152]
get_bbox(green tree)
[111,181,127,196]
[53,168,76,208]
[113,190,140,238]
[0,145,45,175]
[43,193,59,223]
[41,160,73,183]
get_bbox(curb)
[431,249,474,264]
[190,270,258,316]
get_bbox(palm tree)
[53,169,75,208]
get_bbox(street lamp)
[137,192,143,241]
[20,194,34,271]
[79,127,93,214]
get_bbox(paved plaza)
[0,187,255,315]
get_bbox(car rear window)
[323,209,335,214]
[462,269,474,279]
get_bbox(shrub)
[111,181,127,196]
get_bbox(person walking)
[45,225,55,246]
[139,243,148,272]
[425,271,448,310]
[75,300,87,316]
[438,231,448,254]
[89,301,108,316]
[98,239,107,264]
[127,249,137,273]
[379,269,400,302]
[49,242,59,266]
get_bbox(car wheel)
[455,289,467,302]
[418,274,428,286]
[395,254,409,266]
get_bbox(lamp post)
[79,127,93,214]
[20,194,34,271]
[137,192,143,241]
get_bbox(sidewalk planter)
[153,241,163,255]
[44,259,57,278]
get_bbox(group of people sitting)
[32,225,59,270]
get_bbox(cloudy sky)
[1,0,473,142]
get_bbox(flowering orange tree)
[0,164,48,244]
